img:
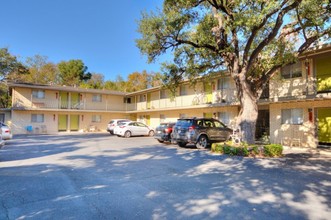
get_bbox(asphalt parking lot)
[0,134,330,220]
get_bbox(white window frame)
[217,78,230,90]
[160,114,166,123]
[92,115,101,123]
[92,94,102,102]
[160,90,167,99]
[31,114,44,123]
[218,112,230,125]
[281,62,302,79]
[32,90,45,99]
[179,85,187,96]
[281,108,303,125]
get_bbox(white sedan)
[114,121,155,138]
[0,122,13,140]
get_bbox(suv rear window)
[176,119,193,127]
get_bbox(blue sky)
[0,0,165,81]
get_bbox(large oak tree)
[136,0,331,143]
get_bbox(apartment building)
[6,45,331,148]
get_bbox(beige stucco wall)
[11,110,127,134]
[270,99,331,148]
[269,61,316,100]
[83,93,125,111]
[0,110,11,124]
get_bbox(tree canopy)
[58,59,92,86]
[137,0,331,143]
[0,48,28,82]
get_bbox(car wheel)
[148,130,155,136]
[124,131,131,138]
[157,140,164,143]
[177,142,187,147]
[196,135,208,149]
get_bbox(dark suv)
[172,117,233,149]
[154,122,176,143]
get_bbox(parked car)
[0,122,13,140]
[154,122,176,143]
[114,121,155,138]
[172,117,233,149]
[107,119,131,134]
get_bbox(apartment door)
[58,114,68,131]
[71,93,80,109]
[256,110,270,139]
[315,56,331,93]
[146,115,150,125]
[203,112,213,118]
[317,108,331,144]
[70,115,79,131]
[147,93,151,109]
[204,83,212,103]
[60,92,68,109]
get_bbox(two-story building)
[5,45,331,148]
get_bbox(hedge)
[211,142,283,157]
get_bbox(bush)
[263,144,283,157]
[211,142,283,158]
[211,143,224,153]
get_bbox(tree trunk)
[236,78,258,144]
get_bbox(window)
[31,114,44,123]
[139,94,146,102]
[281,109,303,124]
[179,113,187,119]
[92,115,101,123]
[160,90,167,99]
[281,62,302,79]
[179,85,187,96]
[32,90,45,99]
[92,94,102,102]
[218,112,230,125]
[217,78,229,90]
[124,97,132,103]
[160,114,166,123]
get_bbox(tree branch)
[243,0,288,64]
[246,0,302,72]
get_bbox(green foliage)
[264,144,283,157]
[80,73,105,89]
[23,55,58,84]
[136,0,331,144]
[211,142,283,157]
[211,143,223,153]
[58,59,91,86]
[0,48,28,82]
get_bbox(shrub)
[211,142,283,158]
[211,143,224,153]
[263,144,283,157]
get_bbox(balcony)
[134,89,239,111]
[12,99,126,112]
